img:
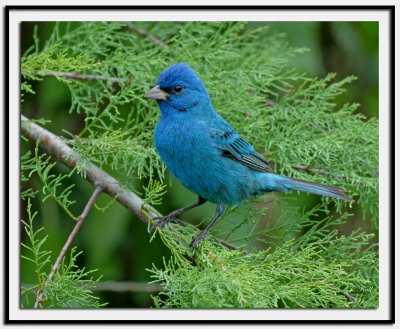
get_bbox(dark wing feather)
[211,128,274,173]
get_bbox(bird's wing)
[210,128,274,173]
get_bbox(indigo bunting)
[145,63,352,248]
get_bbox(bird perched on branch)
[145,62,352,249]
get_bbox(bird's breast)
[154,119,206,171]
[154,118,220,191]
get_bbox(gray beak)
[144,85,168,100]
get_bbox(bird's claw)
[190,231,209,250]
[151,213,188,232]
[150,214,175,232]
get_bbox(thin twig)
[34,186,103,308]
[215,237,246,252]
[291,164,331,176]
[125,22,168,49]
[340,290,357,302]
[39,71,126,83]
[290,164,347,180]
[23,281,163,293]
[92,281,163,293]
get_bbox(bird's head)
[145,63,213,117]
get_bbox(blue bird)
[145,62,352,248]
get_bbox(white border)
[7,7,391,322]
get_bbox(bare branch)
[125,22,168,49]
[340,290,357,302]
[92,281,163,293]
[290,164,347,180]
[291,164,331,175]
[34,186,103,308]
[23,281,163,293]
[215,237,245,252]
[39,71,126,83]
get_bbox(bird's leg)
[152,196,207,230]
[190,204,225,249]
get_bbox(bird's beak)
[144,85,168,100]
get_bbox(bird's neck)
[157,101,180,120]
[157,99,215,120]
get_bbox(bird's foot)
[151,214,175,231]
[151,212,185,232]
[190,230,209,250]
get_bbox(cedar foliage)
[21,22,378,308]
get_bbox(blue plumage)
[145,62,352,248]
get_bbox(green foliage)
[42,248,106,308]
[21,199,104,308]
[33,142,77,220]
[21,199,52,291]
[143,179,167,206]
[263,73,378,225]
[70,129,165,184]
[150,205,378,308]
[22,43,98,79]
[21,21,379,308]
[21,150,39,200]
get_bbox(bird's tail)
[264,174,353,202]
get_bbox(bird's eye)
[173,85,183,93]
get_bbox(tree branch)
[24,281,163,293]
[340,290,357,302]
[34,186,103,308]
[291,164,332,176]
[215,237,244,251]
[38,71,126,83]
[290,164,350,180]
[125,22,168,49]
[92,281,163,293]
